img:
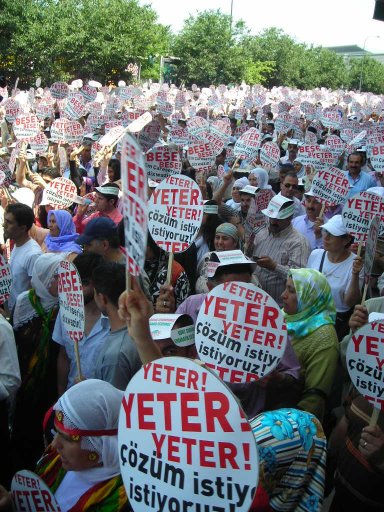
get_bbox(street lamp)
[359,35,380,92]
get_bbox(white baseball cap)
[320,214,348,236]
[261,195,295,219]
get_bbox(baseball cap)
[239,185,259,196]
[320,214,348,236]
[149,314,195,347]
[261,195,295,219]
[206,250,256,278]
[76,217,118,245]
[94,185,120,197]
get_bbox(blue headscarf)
[45,210,82,254]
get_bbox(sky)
[141,0,384,53]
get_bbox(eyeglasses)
[283,183,299,190]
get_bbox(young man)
[92,262,141,390]
[4,204,42,311]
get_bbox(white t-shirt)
[9,239,42,311]
[307,249,362,312]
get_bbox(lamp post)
[359,35,380,92]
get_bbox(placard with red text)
[11,470,61,512]
[58,260,85,343]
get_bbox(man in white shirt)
[4,204,42,311]
[292,190,324,250]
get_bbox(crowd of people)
[0,79,383,511]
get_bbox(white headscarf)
[249,168,272,189]
[13,253,64,330]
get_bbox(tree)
[171,10,248,86]
[347,56,384,94]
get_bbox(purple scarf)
[45,210,82,254]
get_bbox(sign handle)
[319,204,326,218]
[74,341,82,381]
[369,407,380,427]
[165,252,174,285]
[126,269,131,294]
[231,158,239,171]
[357,241,363,257]
[361,282,369,304]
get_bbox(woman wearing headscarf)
[11,253,65,472]
[248,167,274,193]
[225,177,249,211]
[43,210,82,261]
[282,268,339,421]
[34,379,128,511]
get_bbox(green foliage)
[347,57,384,94]
[242,60,276,85]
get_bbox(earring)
[88,452,98,462]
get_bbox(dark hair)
[200,200,222,251]
[108,159,121,181]
[6,203,35,231]
[147,231,162,259]
[92,262,125,306]
[40,167,61,180]
[73,253,104,281]
[279,163,295,172]
[347,151,364,164]
[97,182,120,207]
[283,171,299,180]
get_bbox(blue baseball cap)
[76,217,118,245]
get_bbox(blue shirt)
[345,171,377,198]
[292,214,323,250]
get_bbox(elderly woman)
[43,210,82,260]
[248,167,274,194]
[35,379,128,511]
[282,268,339,421]
[225,177,249,211]
[11,253,65,471]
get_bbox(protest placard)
[11,470,61,512]
[320,109,341,129]
[310,167,349,206]
[186,116,209,141]
[145,145,182,182]
[363,215,380,301]
[64,95,87,120]
[342,192,384,242]
[187,142,216,173]
[118,357,258,512]
[45,177,78,208]
[28,132,49,154]
[121,133,148,276]
[0,254,11,305]
[324,135,346,157]
[195,282,287,383]
[169,126,189,147]
[297,144,336,171]
[0,159,13,188]
[50,81,69,100]
[4,99,21,123]
[138,119,161,153]
[149,314,195,347]
[63,120,84,145]
[13,113,40,141]
[50,118,70,144]
[346,321,384,411]
[260,142,280,169]
[158,101,173,118]
[369,142,384,172]
[234,128,262,161]
[80,84,97,102]
[148,175,203,253]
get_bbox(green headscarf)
[283,268,336,339]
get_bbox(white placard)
[50,81,69,100]
[0,254,11,305]
[342,192,384,242]
[364,215,380,284]
[45,177,78,208]
[369,142,384,173]
[234,128,262,160]
[187,142,216,173]
[58,260,85,343]
[145,145,182,182]
[64,95,87,120]
[259,142,280,169]
[118,357,258,512]
[11,470,61,511]
[29,132,49,154]
[13,114,40,140]
[311,167,349,206]
[0,158,13,187]
[195,282,287,383]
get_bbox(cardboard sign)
[169,127,189,147]
[138,120,161,153]
[369,142,384,172]
[58,260,85,343]
[63,120,84,145]
[300,101,316,120]
[80,84,97,102]
[13,114,40,140]
[320,109,341,129]
[64,95,87,120]
[118,357,258,512]
[260,141,280,169]
[121,134,148,276]
[149,314,195,346]
[88,101,103,115]
[0,158,13,187]
[186,116,209,141]
[346,322,384,410]
[364,216,380,284]
[50,81,69,100]
[35,103,53,121]
[145,145,182,182]
[45,177,78,208]
[203,131,225,156]
[8,140,24,174]
[342,192,384,242]
[0,254,11,305]
[234,128,262,160]
[324,135,346,156]
[4,99,21,122]
[195,282,287,383]
[297,144,336,171]
[187,142,216,173]
[148,175,203,253]
[50,118,70,144]
[274,113,292,134]
[99,126,126,147]
[29,132,49,154]
[158,101,173,118]
[311,167,349,206]
[11,470,61,511]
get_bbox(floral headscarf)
[283,268,336,339]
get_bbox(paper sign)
[369,142,384,172]
[50,81,69,100]
[148,175,203,253]
[0,158,13,187]
[234,128,261,160]
[50,118,70,144]
[169,127,189,147]
[364,216,380,284]
[195,282,287,383]
[80,84,97,102]
[158,101,173,118]
[118,357,258,512]
[45,177,78,208]
[99,126,126,147]
[35,103,53,121]
[13,114,40,140]
[311,167,349,206]
[64,95,87,120]
[187,142,216,173]
[145,145,182,182]
[297,144,336,171]
[149,314,194,346]
[127,111,152,133]
[260,142,280,169]
[58,260,85,343]
[29,132,49,154]
[342,192,384,242]
[4,99,21,122]
[346,322,384,410]
[187,116,209,141]
[138,120,161,153]
[321,109,341,129]
[11,470,61,511]
[121,133,148,276]
[64,120,84,145]
[0,254,11,305]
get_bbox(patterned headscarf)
[283,268,336,339]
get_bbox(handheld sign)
[149,314,195,347]
[148,175,203,254]
[58,260,85,378]
[311,167,349,206]
[234,128,261,161]
[259,141,280,169]
[0,158,13,188]
[145,145,182,182]
[369,142,384,172]
[11,470,61,512]
[187,142,216,174]
[50,81,69,100]
[121,133,148,277]
[13,114,40,141]
[29,132,49,154]
[195,282,287,383]
[0,254,11,305]
[118,357,258,512]
[362,215,380,302]
[45,177,78,209]
[342,192,384,242]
